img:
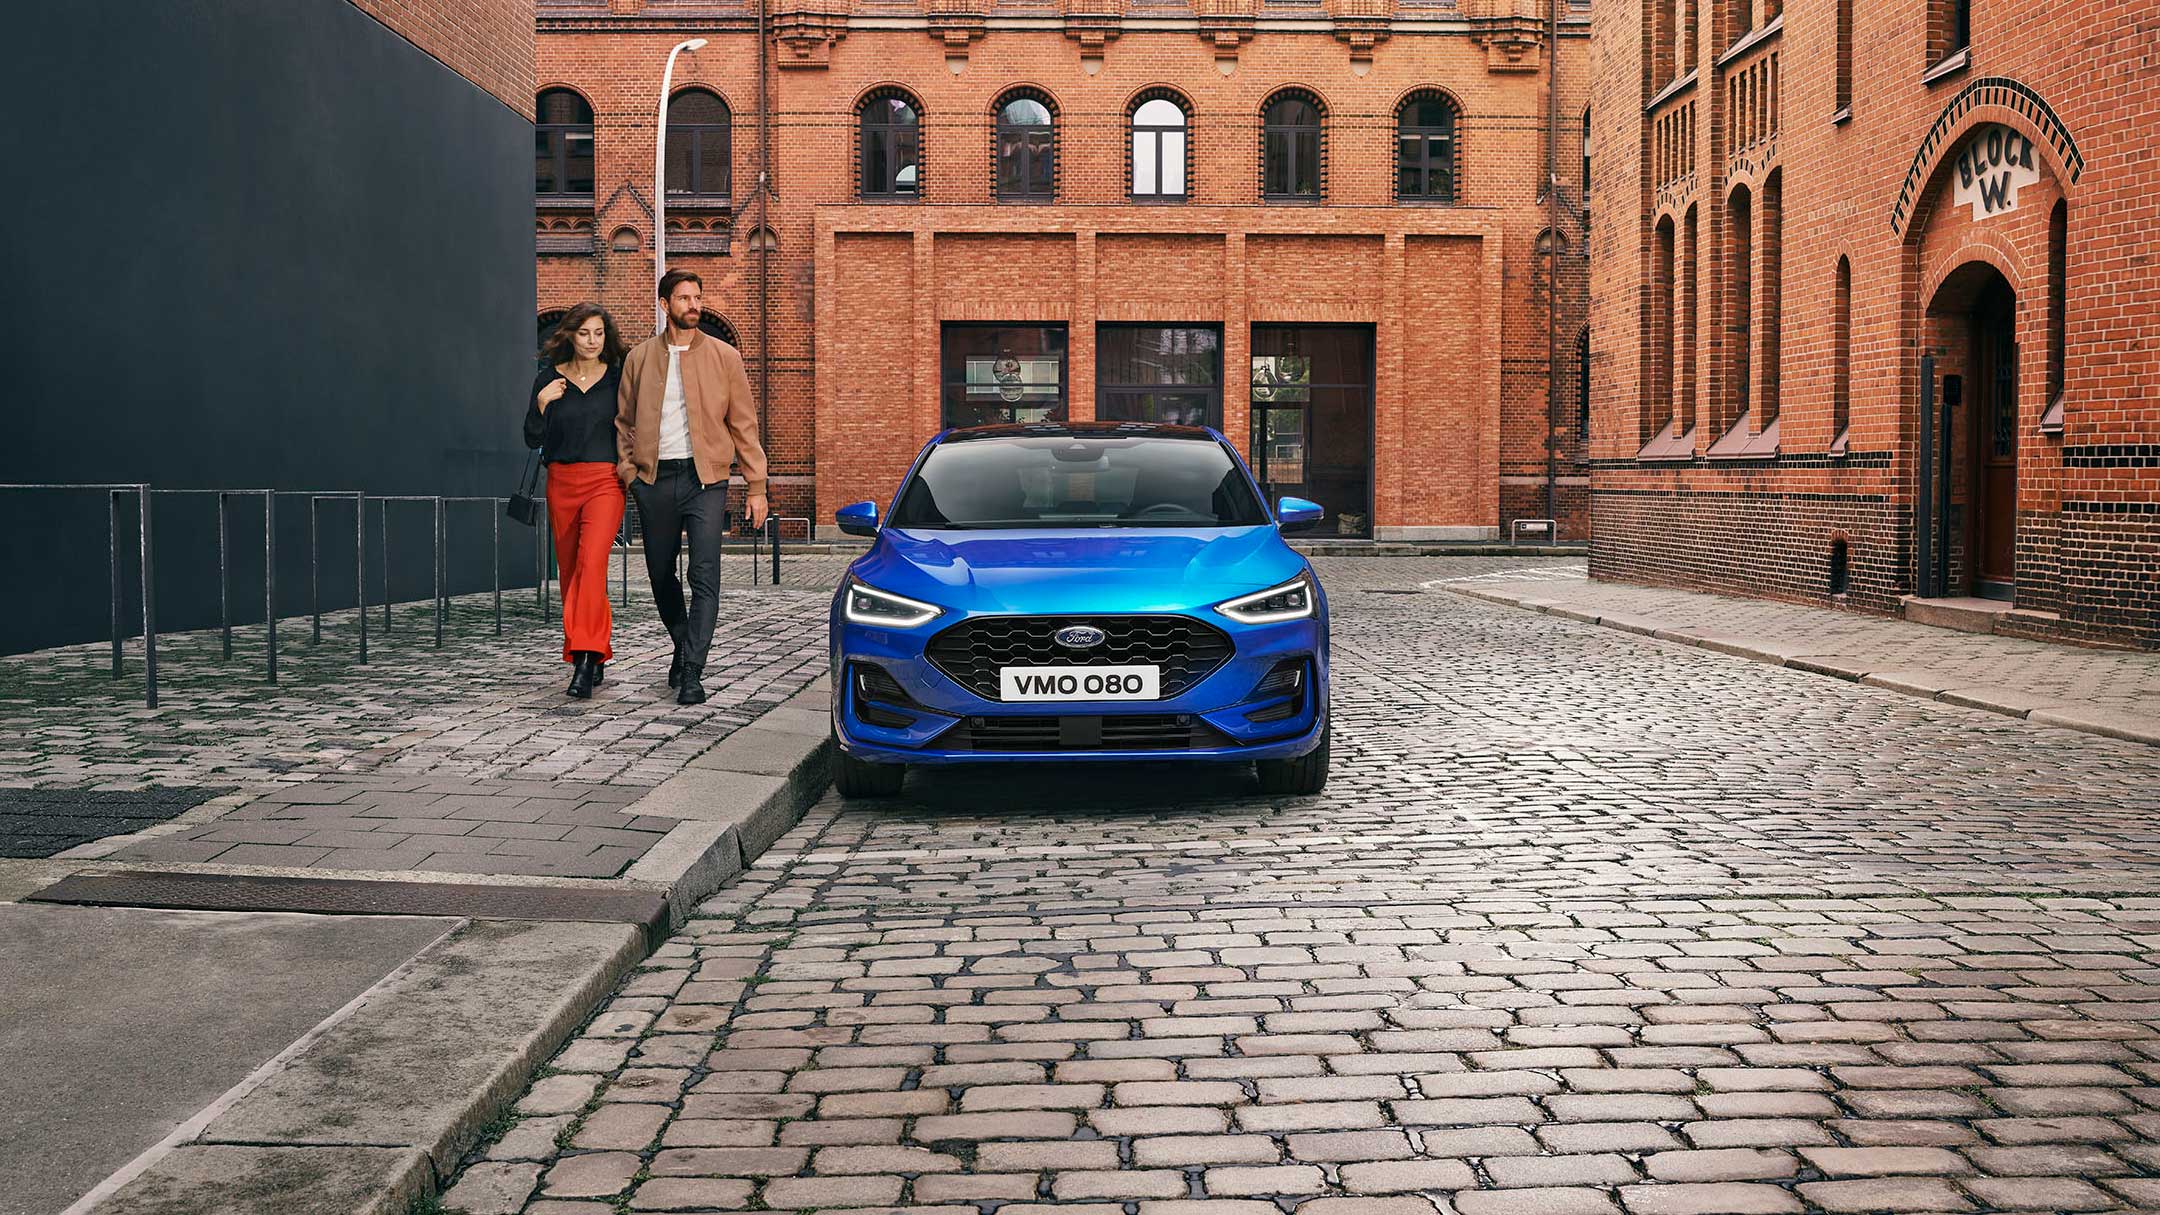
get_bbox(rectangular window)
[941,324,1068,428]
[1098,326,1222,428]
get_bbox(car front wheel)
[1255,714,1330,795]
[833,738,905,798]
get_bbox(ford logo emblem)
[1054,625,1106,650]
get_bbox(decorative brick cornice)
[926,0,989,53]
[1325,0,1393,61]
[1061,0,1126,53]
[771,0,850,67]
[1193,0,1256,61]
[1456,0,1541,71]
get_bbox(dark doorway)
[1097,325,1221,427]
[1968,278,2018,599]
[1249,325,1374,537]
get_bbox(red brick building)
[536,0,1587,540]
[1589,0,2160,646]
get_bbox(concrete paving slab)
[1938,686,2065,717]
[2028,706,2160,747]
[202,918,643,1176]
[91,1145,429,1215]
[0,904,451,1215]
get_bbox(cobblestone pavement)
[0,555,852,872]
[1439,571,2160,742]
[446,557,2160,1214]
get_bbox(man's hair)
[658,269,702,302]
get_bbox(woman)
[525,304,628,698]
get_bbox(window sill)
[858,195,924,205]
[1129,195,1190,204]
[1636,419,1696,461]
[1831,105,1853,126]
[1646,69,1699,112]
[1395,196,1460,207]
[1706,412,1780,459]
[995,196,1060,205]
[1922,46,1970,86]
[1829,426,1852,457]
[2040,391,2065,435]
[536,194,596,210]
[1262,196,1326,206]
[664,194,734,210]
[1717,14,1783,70]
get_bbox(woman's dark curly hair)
[540,302,627,368]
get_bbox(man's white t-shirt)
[658,344,693,461]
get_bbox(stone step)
[1899,594,2014,634]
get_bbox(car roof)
[938,420,1218,444]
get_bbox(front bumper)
[830,609,1328,766]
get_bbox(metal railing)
[5,482,806,707]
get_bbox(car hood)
[852,526,1308,615]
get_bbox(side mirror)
[834,501,880,538]
[1275,496,1323,533]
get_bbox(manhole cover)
[27,871,669,945]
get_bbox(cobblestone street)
[442,558,2160,1215]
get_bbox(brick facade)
[349,0,536,117]
[1589,0,2160,647]
[536,0,1587,540]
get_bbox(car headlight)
[1215,576,1315,624]
[843,579,943,628]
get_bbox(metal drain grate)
[26,871,670,945]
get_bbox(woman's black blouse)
[524,364,620,464]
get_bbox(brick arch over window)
[856,85,925,201]
[1890,77,2082,237]
[1127,86,1192,201]
[1260,87,1327,202]
[1392,88,1463,204]
[992,86,1059,202]
[700,311,740,347]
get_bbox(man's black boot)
[666,644,684,688]
[567,652,596,699]
[676,665,706,706]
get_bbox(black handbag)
[506,450,543,527]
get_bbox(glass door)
[1249,325,1373,537]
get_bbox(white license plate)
[999,665,1160,702]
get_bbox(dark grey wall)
[1,0,537,655]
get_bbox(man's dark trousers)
[630,459,727,674]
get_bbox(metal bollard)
[108,491,123,680]
[309,496,321,644]
[381,498,392,633]
[218,492,232,661]
[433,497,445,649]
[264,492,278,683]
[139,486,157,708]
[492,502,503,636]
[355,495,368,664]
[769,516,780,586]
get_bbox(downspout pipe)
[757,0,773,451]
[1545,0,1561,530]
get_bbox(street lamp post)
[653,37,709,333]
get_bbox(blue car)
[826,421,1330,798]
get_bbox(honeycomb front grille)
[925,615,1235,701]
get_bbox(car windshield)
[890,434,1269,530]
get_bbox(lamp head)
[685,38,709,51]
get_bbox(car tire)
[833,741,906,799]
[1256,715,1330,796]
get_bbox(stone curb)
[89,918,645,1215]
[619,683,834,928]
[1447,584,2160,749]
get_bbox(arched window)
[996,92,1055,202]
[1262,91,1323,202]
[2048,200,2067,409]
[537,310,568,366]
[666,89,731,200]
[1725,184,1753,430]
[700,312,739,346]
[536,89,594,198]
[859,91,921,201]
[1131,95,1188,201]
[1760,170,1782,427]
[1833,255,1852,445]
[1395,93,1457,204]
